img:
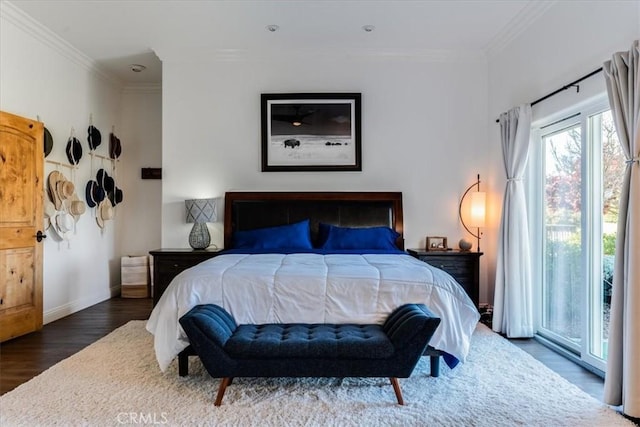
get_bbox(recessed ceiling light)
[130,64,146,73]
[362,25,375,32]
[266,25,279,32]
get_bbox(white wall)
[0,2,162,323]
[117,87,163,257]
[158,51,492,297]
[487,1,640,302]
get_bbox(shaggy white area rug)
[0,321,632,427]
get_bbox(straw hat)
[96,199,114,229]
[68,194,86,222]
[47,171,63,209]
[43,199,56,231]
[56,178,74,203]
[48,171,76,210]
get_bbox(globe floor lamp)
[459,174,486,252]
[185,198,217,249]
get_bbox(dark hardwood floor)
[1,297,605,401]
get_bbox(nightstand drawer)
[155,257,201,277]
[422,256,471,274]
[150,248,222,306]
[407,249,482,308]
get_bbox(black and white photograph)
[261,93,361,171]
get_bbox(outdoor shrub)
[603,254,614,304]
[603,233,617,255]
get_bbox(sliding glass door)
[541,123,583,350]
[533,102,622,372]
[588,109,623,363]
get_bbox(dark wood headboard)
[223,192,404,249]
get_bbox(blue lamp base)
[189,222,210,249]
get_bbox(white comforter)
[146,253,479,372]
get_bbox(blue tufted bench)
[179,303,441,406]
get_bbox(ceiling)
[8,0,551,87]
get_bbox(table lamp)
[185,198,217,249]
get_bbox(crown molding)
[155,46,487,64]
[485,0,558,57]
[122,84,162,94]
[348,48,486,63]
[1,1,123,88]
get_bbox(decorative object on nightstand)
[426,236,448,251]
[458,238,473,251]
[185,198,217,249]
[459,173,486,252]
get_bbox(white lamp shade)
[468,192,486,227]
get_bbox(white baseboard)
[43,285,121,324]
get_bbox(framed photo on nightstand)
[426,236,448,251]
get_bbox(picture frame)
[261,93,362,172]
[426,236,448,251]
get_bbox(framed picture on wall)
[261,93,362,172]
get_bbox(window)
[530,99,622,372]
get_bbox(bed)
[146,191,479,372]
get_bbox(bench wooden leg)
[178,351,189,377]
[390,377,404,405]
[215,377,232,406]
[430,355,440,377]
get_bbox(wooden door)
[0,111,44,342]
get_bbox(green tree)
[545,114,623,221]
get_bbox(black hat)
[85,180,105,208]
[66,137,82,165]
[109,133,121,159]
[87,125,102,151]
[96,168,116,195]
[96,168,108,187]
[115,187,123,204]
[85,181,97,208]
[108,187,123,206]
[96,168,106,185]
[104,175,115,193]
[44,127,53,157]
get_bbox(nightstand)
[407,249,482,308]
[149,248,222,306]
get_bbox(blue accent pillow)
[232,220,313,250]
[316,222,331,247]
[319,224,400,250]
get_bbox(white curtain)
[603,40,640,419]
[493,104,534,338]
